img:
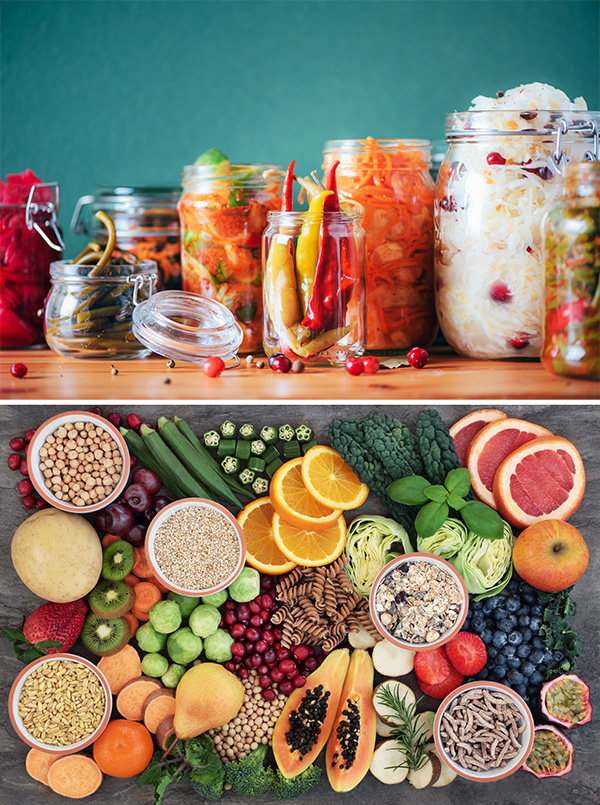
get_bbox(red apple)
[512,519,589,592]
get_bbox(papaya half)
[326,649,377,792]
[272,647,350,778]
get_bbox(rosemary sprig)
[375,685,431,772]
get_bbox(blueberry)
[520,627,533,644]
[529,649,545,665]
[507,669,524,686]
[507,657,522,669]
[529,616,542,633]
[493,631,508,649]
[514,683,528,700]
[470,597,483,610]
[527,684,539,700]
[517,604,530,616]
[471,616,486,632]
[505,595,521,613]
[486,594,502,608]
[493,606,508,622]
[492,664,507,680]
[521,661,535,678]
[543,650,555,664]
[521,592,536,605]
[518,614,531,628]
[506,579,520,593]
[519,580,532,593]
[498,615,517,633]
[481,600,495,615]
[553,649,565,662]
[485,617,495,631]
[494,652,507,667]
[532,636,545,649]
[503,644,517,659]
[487,645,498,660]
[531,670,545,686]
[480,628,493,645]
[517,643,531,659]
[478,666,490,680]
[530,604,544,618]
[507,631,523,646]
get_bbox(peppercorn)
[166,359,176,368]
[291,360,305,374]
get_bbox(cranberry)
[490,282,512,303]
[292,645,310,661]
[292,674,306,688]
[243,640,254,652]
[224,600,236,611]
[259,608,269,620]
[250,653,263,668]
[486,152,506,165]
[231,642,246,658]
[236,604,250,622]
[8,453,21,471]
[263,649,277,666]
[259,675,272,689]
[123,524,146,547]
[10,362,28,378]
[254,640,268,654]
[509,334,530,349]
[219,616,225,628]
[276,648,290,661]
[243,656,254,669]
[108,412,122,428]
[132,467,161,495]
[246,627,260,642]
[261,688,276,701]
[302,655,318,672]
[363,356,380,374]
[260,593,274,610]
[224,661,236,673]
[345,356,364,376]
[130,457,137,469]
[25,429,35,442]
[18,479,33,495]
[269,354,292,373]
[250,614,264,627]
[270,667,284,682]
[407,347,429,369]
[36,498,49,510]
[279,658,297,674]
[19,460,29,476]
[22,495,36,509]
[9,437,26,451]
[238,667,249,680]
[258,664,269,676]
[278,680,294,696]
[306,646,315,655]
[24,443,29,455]
[229,622,245,638]
[273,627,283,640]
[248,600,261,614]
[260,575,274,590]
[91,406,103,416]
[123,483,152,513]
[127,413,143,430]
[272,641,282,651]
[262,630,274,645]
[202,356,225,377]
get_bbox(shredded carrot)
[134,582,162,614]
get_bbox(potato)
[11,508,102,602]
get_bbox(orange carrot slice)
[102,533,122,548]
[134,582,162,614]
[131,606,150,622]
[97,644,142,695]
[26,748,66,786]
[132,547,154,579]
[47,754,103,799]
[142,689,176,733]
[116,676,163,721]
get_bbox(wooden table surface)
[1,349,598,401]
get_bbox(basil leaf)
[415,501,450,539]
[423,485,448,503]
[461,501,504,540]
[447,493,467,510]
[36,640,62,650]
[444,467,471,497]
[387,475,431,506]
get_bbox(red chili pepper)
[282,160,296,212]
[324,161,341,212]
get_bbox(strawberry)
[413,646,451,685]
[417,666,464,699]
[445,631,487,675]
[5,599,88,663]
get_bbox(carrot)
[102,533,122,548]
[122,610,139,639]
[97,644,142,695]
[26,748,66,786]
[142,689,176,733]
[124,573,141,588]
[152,576,171,594]
[116,676,163,721]
[131,606,150,622]
[134,582,162,614]
[47,754,103,799]
[132,546,154,579]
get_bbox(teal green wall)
[2,0,599,252]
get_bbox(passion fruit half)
[523,724,574,778]
[541,673,592,729]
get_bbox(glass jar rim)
[324,138,431,152]
[266,207,363,223]
[50,260,158,280]
[91,186,181,203]
[445,109,600,136]
[181,163,282,186]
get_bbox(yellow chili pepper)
[264,234,301,336]
[295,190,333,315]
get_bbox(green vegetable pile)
[539,586,583,677]
[225,744,321,798]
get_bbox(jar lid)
[132,291,243,366]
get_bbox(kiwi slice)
[101,540,135,581]
[89,579,134,619]
[80,613,131,656]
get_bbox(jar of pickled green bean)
[44,260,158,359]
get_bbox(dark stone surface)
[1,404,598,804]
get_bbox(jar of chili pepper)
[541,161,599,380]
[0,172,64,348]
[178,162,282,353]
[322,138,437,354]
[71,187,181,290]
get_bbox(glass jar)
[435,110,600,359]
[178,164,282,353]
[541,162,599,380]
[323,139,437,354]
[1,181,64,347]
[45,260,157,359]
[262,208,366,365]
[71,187,181,290]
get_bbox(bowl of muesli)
[369,553,468,651]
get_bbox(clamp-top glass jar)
[71,187,181,290]
[435,103,599,360]
[541,162,600,380]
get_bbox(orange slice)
[237,497,296,575]
[272,512,347,566]
[300,445,369,510]
[493,436,585,529]
[270,457,342,531]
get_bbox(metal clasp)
[25,183,66,251]
[551,119,599,175]
[129,272,158,306]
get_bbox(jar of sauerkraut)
[435,83,599,360]
[323,139,437,353]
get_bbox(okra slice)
[260,426,278,445]
[283,440,302,459]
[221,456,240,474]
[248,457,266,472]
[302,439,317,454]
[239,423,256,441]
[295,425,314,443]
[250,439,267,456]
[252,477,269,495]
[263,445,281,463]
[278,424,295,442]
[235,440,251,461]
[266,457,283,477]
[203,430,220,448]
[217,438,236,457]
[220,420,237,438]
[238,468,255,485]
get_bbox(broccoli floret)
[272,765,322,799]
[224,744,275,795]
[189,767,224,801]
[414,409,461,485]
[364,410,424,479]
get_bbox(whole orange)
[93,719,154,777]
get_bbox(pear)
[173,663,244,740]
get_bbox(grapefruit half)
[467,418,553,508]
[493,437,585,529]
[450,409,508,467]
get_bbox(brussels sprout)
[136,622,167,653]
[162,663,186,689]
[188,604,221,638]
[201,590,227,608]
[167,627,203,664]
[148,600,182,634]
[203,628,234,662]
[227,567,260,602]
[141,652,169,678]
[167,591,202,618]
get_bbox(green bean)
[89,211,116,272]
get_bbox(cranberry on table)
[292,674,306,688]
[250,653,263,668]
[231,642,246,658]
[254,640,268,654]
[36,498,49,510]
[224,661,236,673]
[246,627,261,642]
[9,437,26,451]
[303,655,318,672]
[260,575,274,590]
[132,467,161,495]
[10,362,28,378]
[250,613,264,627]
[262,630,274,645]
[236,604,250,622]
[18,479,33,495]
[230,622,246,639]
[25,429,35,442]
[108,412,122,428]
[510,334,530,349]
[272,627,283,640]
[276,647,290,661]
[259,675,272,689]
[292,645,310,661]
[8,454,21,471]
[22,495,36,509]
[263,649,277,666]
[248,600,261,614]
[407,347,429,369]
[345,356,364,376]
[202,356,225,377]
[260,593,274,610]
[261,688,276,701]
[19,460,29,476]
[238,667,249,680]
[269,355,292,373]
[91,406,103,416]
[270,667,284,682]
[224,611,237,627]
[363,356,380,374]
[127,413,143,430]
[278,679,294,696]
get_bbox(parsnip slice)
[376,715,395,737]
[372,640,415,677]
[369,740,409,784]
[373,680,416,727]
[348,624,380,650]
[407,750,441,789]
[428,743,457,788]
[413,711,435,743]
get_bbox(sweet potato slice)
[143,688,176,733]
[97,643,142,695]
[47,754,103,798]
[156,715,176,751]
[116,676,163,721]
[26,748,66,786]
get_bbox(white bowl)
[9,653,112,753]
[27,411,130,513]
[433,681,534,782]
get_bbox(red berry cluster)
[221,576,321,701]
[7,430,49,510]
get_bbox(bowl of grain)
[8,653,112,753]
[369,553,468,651]
[145,498,247,595]
[27,411,130,513]
[433,681,534,781]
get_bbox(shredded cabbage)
[344,515,413,598]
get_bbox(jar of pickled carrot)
[178,164,282,353]
[322,139,437,353]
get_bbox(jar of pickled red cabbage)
[435,106,599,360]
[541,161,599,380]
[322,139,437,354]
[178,164,282,353]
